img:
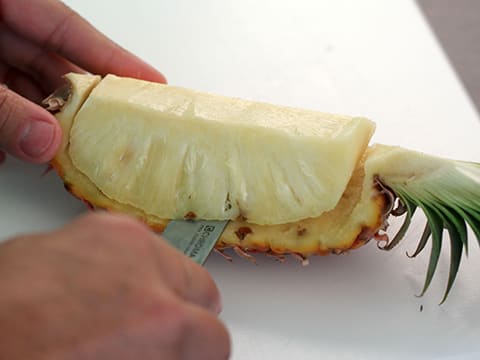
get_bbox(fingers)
[0,24,83,95]
[67,213,222,314]
[0,84,61,162]
[2,0,166,83]
[0,62,46,104]
[179,302,231,360]
[0,213,231,360]
[155,238,223,314]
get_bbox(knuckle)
[78,212,146,233]
[147,298,231,359]
[0,83,9,99]
[0,84,10,109]
[75,212,153,248]
[147,296,192,345]
[45,10,81,54]
[0,85,14,135]
[162,254,196,297]
[195,266,220,304]
[71,211,109,229]
[171,259,192,291]
[179,261,221,310]
[157,249,221,312]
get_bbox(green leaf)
[406,223,431,258]
[378,192,416,251]
[454,206,480,247]
[437,203,468,255]
[440,219,463,304]
[377,158,480,303]
[417,204,444,297]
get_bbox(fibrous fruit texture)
[46,73,480,302]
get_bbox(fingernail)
[19,121,55,158]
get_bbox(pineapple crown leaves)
[377,160,480,304]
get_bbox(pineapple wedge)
[54,74,374,225]
[46,73,480,302]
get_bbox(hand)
[0,212,230,360]
[0,0,166,165]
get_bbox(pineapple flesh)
[47,73,480,302]
[63,74,374,225]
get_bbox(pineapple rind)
[51,73,480,302]
[52,73,168,227]
[219,155,384,253]
[52,73,100,183]
[52,73,384,254]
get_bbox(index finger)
[67,213,222,314]
[2,0,166,83]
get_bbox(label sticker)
[161,220,229,265]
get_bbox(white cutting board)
[2,1,480,359]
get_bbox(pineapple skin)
[51,73,389,257]
[216,156,387,256]
[48,73,480,301]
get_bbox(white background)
[1,1,480,359]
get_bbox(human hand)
[0,212,230,360]
[0,0,166,165]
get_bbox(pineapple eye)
[50,73,480,303]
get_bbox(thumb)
[0,84,61,163]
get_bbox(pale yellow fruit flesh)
[52,71,480,305]
[66,74,375,225]
[55,74,441,256]
[218,153,384,254]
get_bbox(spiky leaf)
[378,156,480,303]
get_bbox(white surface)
[1,0,480,359]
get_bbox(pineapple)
[45,73,480,302]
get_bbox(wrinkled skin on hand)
[0,3,230,358]
[0,213,230,360]
[0,0,166,164]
